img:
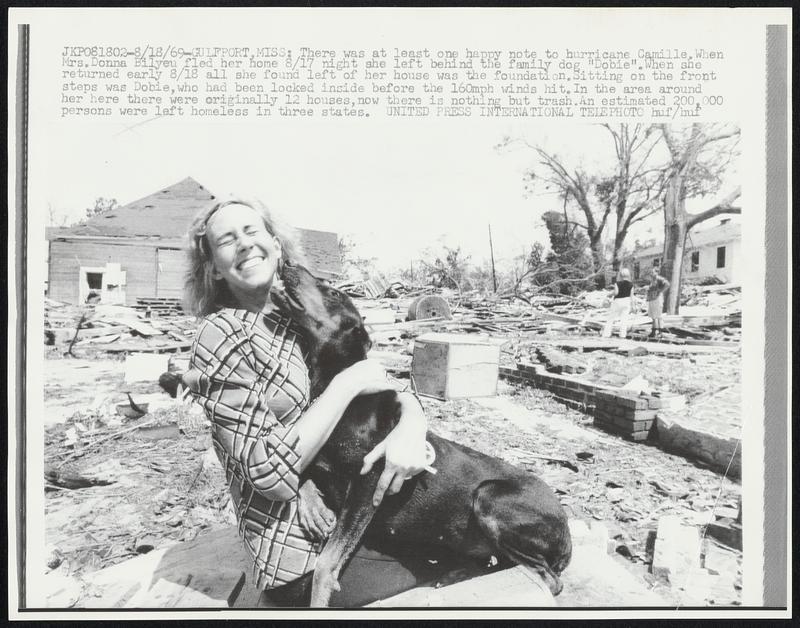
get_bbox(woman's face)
[205,203,282,303]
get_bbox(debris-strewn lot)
[42,281,742,607]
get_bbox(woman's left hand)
[360,396,428,506]
[297,479,336,541]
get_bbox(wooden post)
[488,224,497,292]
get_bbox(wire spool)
[407,295,452,321]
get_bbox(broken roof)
[54,177,217,238]
[47,177,343,276]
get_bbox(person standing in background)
[646,268,670,338]
[602,268,634,339]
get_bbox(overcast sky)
[40,117,739,274]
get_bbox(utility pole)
[488,224,497,292]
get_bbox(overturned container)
[411,333,505,400]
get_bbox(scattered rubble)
[45,298,197,356]
[41,278,742,607]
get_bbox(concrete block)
[652,515,701,584]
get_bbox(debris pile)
[45,298,198,355]
[41,276,743,607]
[44,398,233,582]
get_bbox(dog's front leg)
[310,469,381,607]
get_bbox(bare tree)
[418,246,472,296]
[656,124,741,313]
[598,124,666,272]
[85,197,119,220]
[500,124,664,287]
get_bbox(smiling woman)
[181,198,440,606]
[184,199,305,317]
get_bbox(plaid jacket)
[185,308,322,589]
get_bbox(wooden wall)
[48,240,161,305]
[48,232,339,305]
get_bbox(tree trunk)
[612,226,627,274]
[660,220,688,314]
[590,237,606,288]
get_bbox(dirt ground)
[42,337,742,607]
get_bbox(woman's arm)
[186,312,395,501]
[361,391,429,506]
[290,359,395,471]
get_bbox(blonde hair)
[618,268,632,281]
[184,199,305,317]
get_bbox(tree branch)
[686,187,742,229]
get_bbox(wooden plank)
[95,340,192,353]
[77,333,122,345]
[83,526,251,608]
[118,318,164,337]
[76,324,130,338]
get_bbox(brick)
[596,391,618,403]
[614,396,649,410]
[610,414,653,433]
[647,396,665,409]
[631,409,658,421]
[595,420,651,441]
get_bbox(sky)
[40,117,739,275]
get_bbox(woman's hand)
[360,393,428,506]
[296,479,336,542]
[333,359,398,397]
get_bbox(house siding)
[628,239,739,284]
[48,234,340,304]
[48,178,341,304]
[48,239,157,305]
[156,248,187,299]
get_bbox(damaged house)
[46,177,342,306]
[628,219,742,284]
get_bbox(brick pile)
[500,363,670,442]
[593,390,666,441]
[499,363,617,411]
[532,346,588,375]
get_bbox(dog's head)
[271,263,372,387]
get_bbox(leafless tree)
[499,124,664,286]
[655,124,741,313]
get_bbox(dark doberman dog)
[271,263,572,607]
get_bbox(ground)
[42,330,742,607]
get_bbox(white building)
[629,219,741,284]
